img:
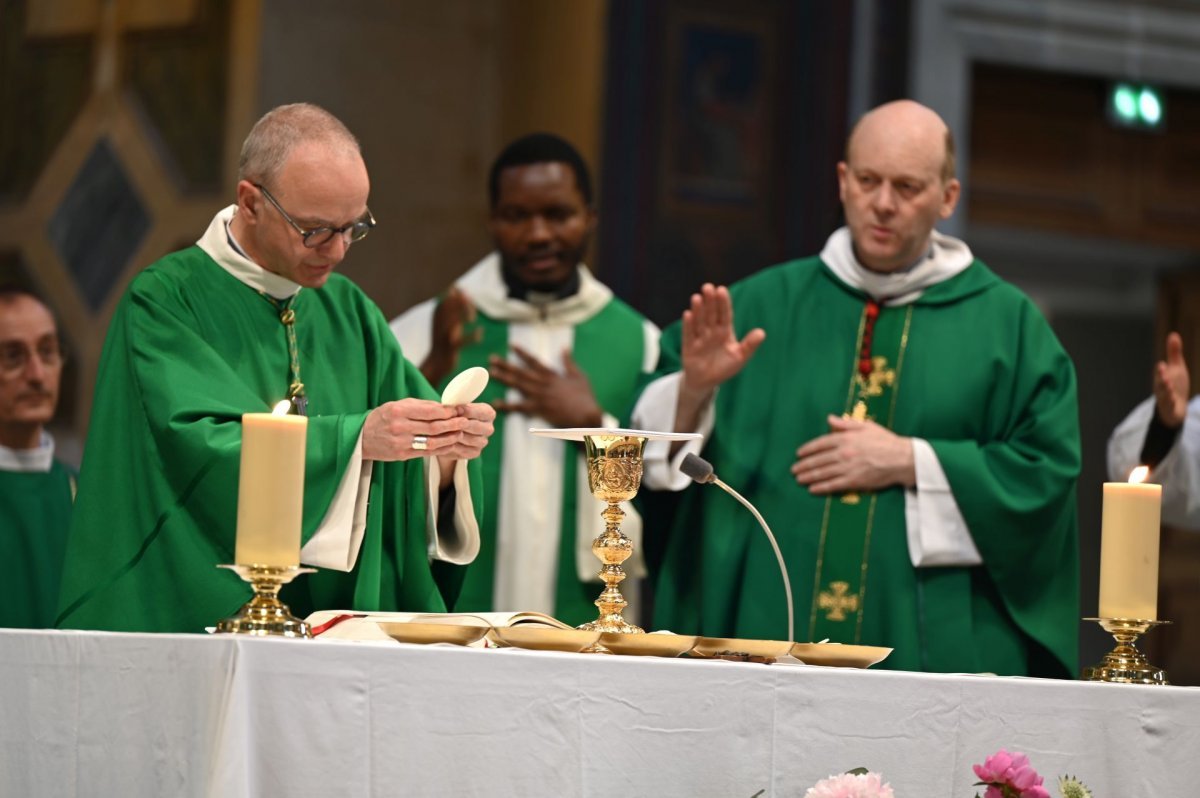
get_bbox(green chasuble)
[427,297,648,626]
[0,461,73,628]
[57,245,482,633]
[649,256,1080,677]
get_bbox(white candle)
[1098,466,1162,620]
[235,401,307,567]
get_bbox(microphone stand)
[708,475,794,643]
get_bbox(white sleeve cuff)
[300,432,372,572]
[425,457,480,565]
[632,372,714,491]
[905,437,982,568]
[1152,399,1200,530]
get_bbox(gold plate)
[378,621,490,646]
[599,632,698,657]
[790,642,892,668]
[491,626,602,653]
[691,636,795,659]
[528,426,702,443]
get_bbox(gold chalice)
[215,563,315,637]
[529,427,702,638]
[1081,617,1171,685]
[578,432,649,635]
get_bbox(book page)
[304,609,572,641]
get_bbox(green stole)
[432,298,647,625]
[808,300,913,643]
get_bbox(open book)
[305,609,572,642]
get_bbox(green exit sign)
[1108,82,1165,130]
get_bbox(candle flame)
[1129,465,1150,484]
[271,399,292,416]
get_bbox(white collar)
[0,431,54,473]
[455,252,613,325]
[819,226,974,305]
[197,205,303,301]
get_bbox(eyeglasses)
[254,183,376,248]
[0,338,65,378]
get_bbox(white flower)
[1058,775,1093,798]
[804,771,896,798]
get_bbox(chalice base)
[579,616,644,635]
[1081,617,1169,685]
[215,564,315,638]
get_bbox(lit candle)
[235,400,307,567]
[1098,466,1162,620]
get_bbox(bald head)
[845,100,956,185]
[836,100,961,272]
[238,103,362,186]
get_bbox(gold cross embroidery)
[854,355,895,400]
[840,356,896,505]
[817,580,859,622]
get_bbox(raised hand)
[420,287,481,387]
[1154,332,1190,428]
[670,283,766,438]
[681,283,766,395]
[489,344,603,428]
[792,414,915,494]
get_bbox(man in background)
[0,287,73,628]
[634,100,1080,677]
[391,133,659,625]
[58,103,495,633]
[1109,331,1200,528]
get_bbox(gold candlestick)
[578,432,647,635]
[216,563,315,637]
[1081,617,1171,684]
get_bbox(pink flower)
[973,749,1048,798]
[804,771,895,798]
[1009,764,1043,791]
[973,749,1030,784]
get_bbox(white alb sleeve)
[904,437,983,568]
[300,432,372,571]
[632,372,715,492]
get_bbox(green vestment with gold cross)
[648,255,1080,677]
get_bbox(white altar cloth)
[1,628,1197,796]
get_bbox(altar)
[1,628,1195,796]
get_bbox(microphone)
[680,453,794,642]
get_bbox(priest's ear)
[235,180,264,224]
[938,177,961,220]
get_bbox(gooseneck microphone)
[680,453,794,642]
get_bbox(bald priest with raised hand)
[633,100,1081,677]
[57,103,495,633]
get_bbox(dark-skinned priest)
[390,134,659,625]
[56,103,495,633]
[633,100,1080,677]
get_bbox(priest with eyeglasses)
[0,287,73,628]
[56,103,495,633]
